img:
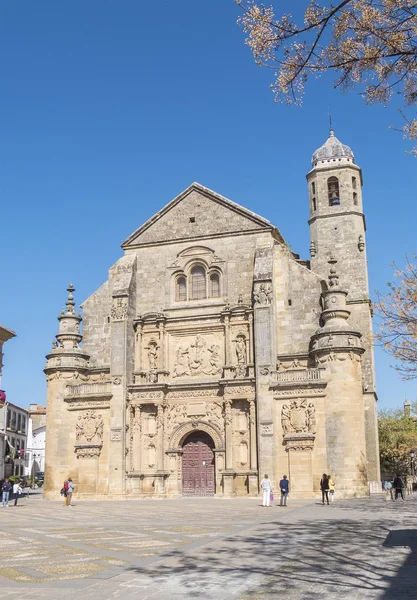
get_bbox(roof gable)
[122,183,279,249]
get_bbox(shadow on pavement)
[121,498,417,599]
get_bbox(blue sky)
[1,0,416,411]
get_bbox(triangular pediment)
[122,183,280,248]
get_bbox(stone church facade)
[44,131,380,500]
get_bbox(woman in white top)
[261,474,273,507]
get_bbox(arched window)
[353,192,358,206]
[352,176,357,190]
[209,273,220,298]
[328,176,340,206]
[311,182,315,194]
[191,266,206,300]
[176,276,187,302]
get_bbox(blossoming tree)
[236,0,417,153]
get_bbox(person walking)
[320,473,330,505]
[279,475,289,506]
[328,475,336,502]
[65,478,75,506]
[1,479,12,507]
[393,475,405,501]
[12,481,23,506]
[260,474,273,507]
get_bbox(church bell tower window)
[176,276,187,302]
[191,266,207,300]
[209,273,220,298]
[328,176,340,206]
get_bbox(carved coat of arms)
[281,399,316,435]
[76,410,104,443]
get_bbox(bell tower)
[307,129,380,484]
[307,129,368,300]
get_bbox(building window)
[312,197,316,211]
[21,416,26,433]
[176,276,187,301]
[352,176,357,189]
[7,410,11,428]
[191,266,207,300]
[11,411,16,429]
[328,176,340,206]
[16,438,20,453]
[311,182,315,194]
[353,192,358,205]
[209,273,220,298]
[17,414,21,431]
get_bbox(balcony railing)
[275,369,323,384]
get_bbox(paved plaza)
[0,490,416,599]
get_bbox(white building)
[27,404,46,479]
[0,324,16,480]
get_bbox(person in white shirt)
[260,474,273,507]
[12,481,23,506]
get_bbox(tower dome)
[312,130,354,167]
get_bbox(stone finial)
[328,255,339,288]
[54,282,83,350]
[310,240,316,257]
[66,282,75,315]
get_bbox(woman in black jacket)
[320,473,330,505]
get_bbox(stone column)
[249,399,257,470]
[224,399,233,470]
[157,404,165,471]
[224,313,231,365]
[158,320,165,371]
[135,321,143,374]
[253,245,276,489]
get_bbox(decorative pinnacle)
[328,255,339,288]
[329,110,334,137]
[66,282,75,314]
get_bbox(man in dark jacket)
[279,475,289,506]
[393,475,405,501]
[320,474,330,505]
[1,479,12,507]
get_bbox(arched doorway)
[182,431,215,496]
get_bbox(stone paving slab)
[0,492,417,598]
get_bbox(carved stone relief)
[172,335,223,378]
[260,423,273,436]
[111,297,128,321]
[253,282,272,307]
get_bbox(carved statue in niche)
[235,333,247,378]
[253,283,272,306]
[281,399,316,435]
[146,340,159,383]
[76,410,104,444]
